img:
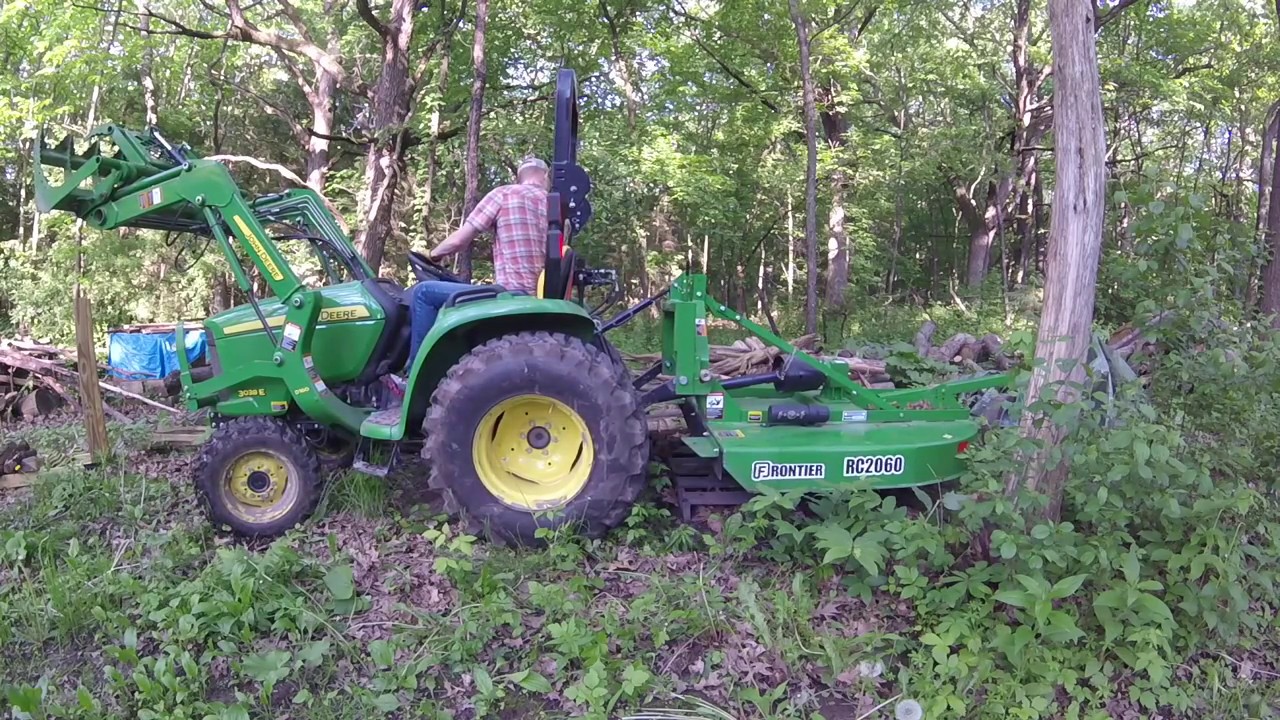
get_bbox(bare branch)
[206,154,350,233]
[683,32,779,112]
[123,0,349,82]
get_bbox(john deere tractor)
[34,68,1011,545]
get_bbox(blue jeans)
[407,280,472,369]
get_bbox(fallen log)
[18,387,61,418]
[0,473,37,490]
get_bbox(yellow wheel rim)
[472,394,595,510]
[221,450,298,524]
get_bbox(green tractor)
[33,68,1011,545]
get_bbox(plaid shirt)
[464,183,548,293]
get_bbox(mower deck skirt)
[683,418,979,492]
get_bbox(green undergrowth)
[3,310,1280,719]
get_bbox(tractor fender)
[365,297,597,441]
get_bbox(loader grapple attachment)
[33,124,196,228]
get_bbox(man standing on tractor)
[405,157,552,367]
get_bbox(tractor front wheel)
[423,331,649,546]
[193,417,324,537]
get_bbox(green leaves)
[324,564,364,614]
[813,524,854,565]
[505,669,553,694]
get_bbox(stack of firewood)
[910,321,1016,370]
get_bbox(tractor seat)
[536,247,579,300]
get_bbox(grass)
[2,411,1278,719]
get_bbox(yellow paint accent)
[222,450,297,524]
[221,305,372,336]
[471,395,594,511]
[232,215,285,282]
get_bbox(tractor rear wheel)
[423,331,649,546]
[193,417,324,537]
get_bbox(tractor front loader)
[34,67,1013,546]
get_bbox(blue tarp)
[107,330,207,380]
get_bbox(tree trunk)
[422,50,452,239]
[790,0,819,335]
[355,0,416,275]
[825,170,849,306]
[458,0,490,281]
[952,177,1014,288]
[1033,165,1048,273]
[600,0,639,131]
[786,192,795,296]
[1005,0,1107,521]
[1258,129,1280,324]
[1256,104,1280,249]
[305,52,339,192]
[820,80,851,308]
[135,0,159,125]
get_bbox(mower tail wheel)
[193,417,324,538]
[423,330,649,546]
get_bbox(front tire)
[423,331,649,546]
[193,417,324,537]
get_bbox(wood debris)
[0,338,181,421]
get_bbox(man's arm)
[429,188,501,260]
[428,223,479,260]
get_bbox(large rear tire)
[423,331,649,546]
[193,417,324,537]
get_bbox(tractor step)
[665,448,752,521]
[352,437,400,477]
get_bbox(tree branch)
[1172,61,1214,79]
[685,33,779,112]
[853,4,878,41]
[206,154,350,233]
[125,1,349,83]
[812,0,862,40]
[1107,142,1180,165]
[355,0,389,37]
[1094,0,1144,31]
[274,0,317,45]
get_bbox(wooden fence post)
[74,288,111,462]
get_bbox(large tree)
[1005,0,1108,520]
[790,0,820,335]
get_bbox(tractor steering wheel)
[408,250,465,284]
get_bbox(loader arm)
[34,124,374,433]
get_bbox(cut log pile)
[909,321,1016,371]
[626,325,1019,389]
[0,338,181,422]
[629,313,1170,392]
